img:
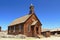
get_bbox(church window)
[28,25,31,32]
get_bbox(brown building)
[42,31,51,37]
[50,28,60,35]
[0,26,1,31]
[8,4,42,37]
[41,29,51,37]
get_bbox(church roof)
[9,14,32,26]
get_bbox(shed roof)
[42,29,50,32]
[50,28,60,32]
[9,14,32,26]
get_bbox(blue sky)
[0,0,60,30]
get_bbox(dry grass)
[0,31,60,40]
[0,36,60,40]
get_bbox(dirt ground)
[0,36,60,40]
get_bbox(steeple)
[29,4,34,14]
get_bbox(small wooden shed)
[51,28,60,35]
[41,29,51,37]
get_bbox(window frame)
[19,25,22,32]
[13,26,15,32]
[28,24,31,32]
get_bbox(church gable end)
[23,13,42,36]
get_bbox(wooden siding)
[8,13,42,37]
[8,24,24,35]
[24,14,42,37]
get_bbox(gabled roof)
[9,14,32,26]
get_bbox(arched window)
[28,25,31,32]
[19,25,22,32]
[13,26,15,32]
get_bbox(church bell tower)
[29,4,34,14]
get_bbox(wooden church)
[8,4,42,37]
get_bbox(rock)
[36,35,44,38]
